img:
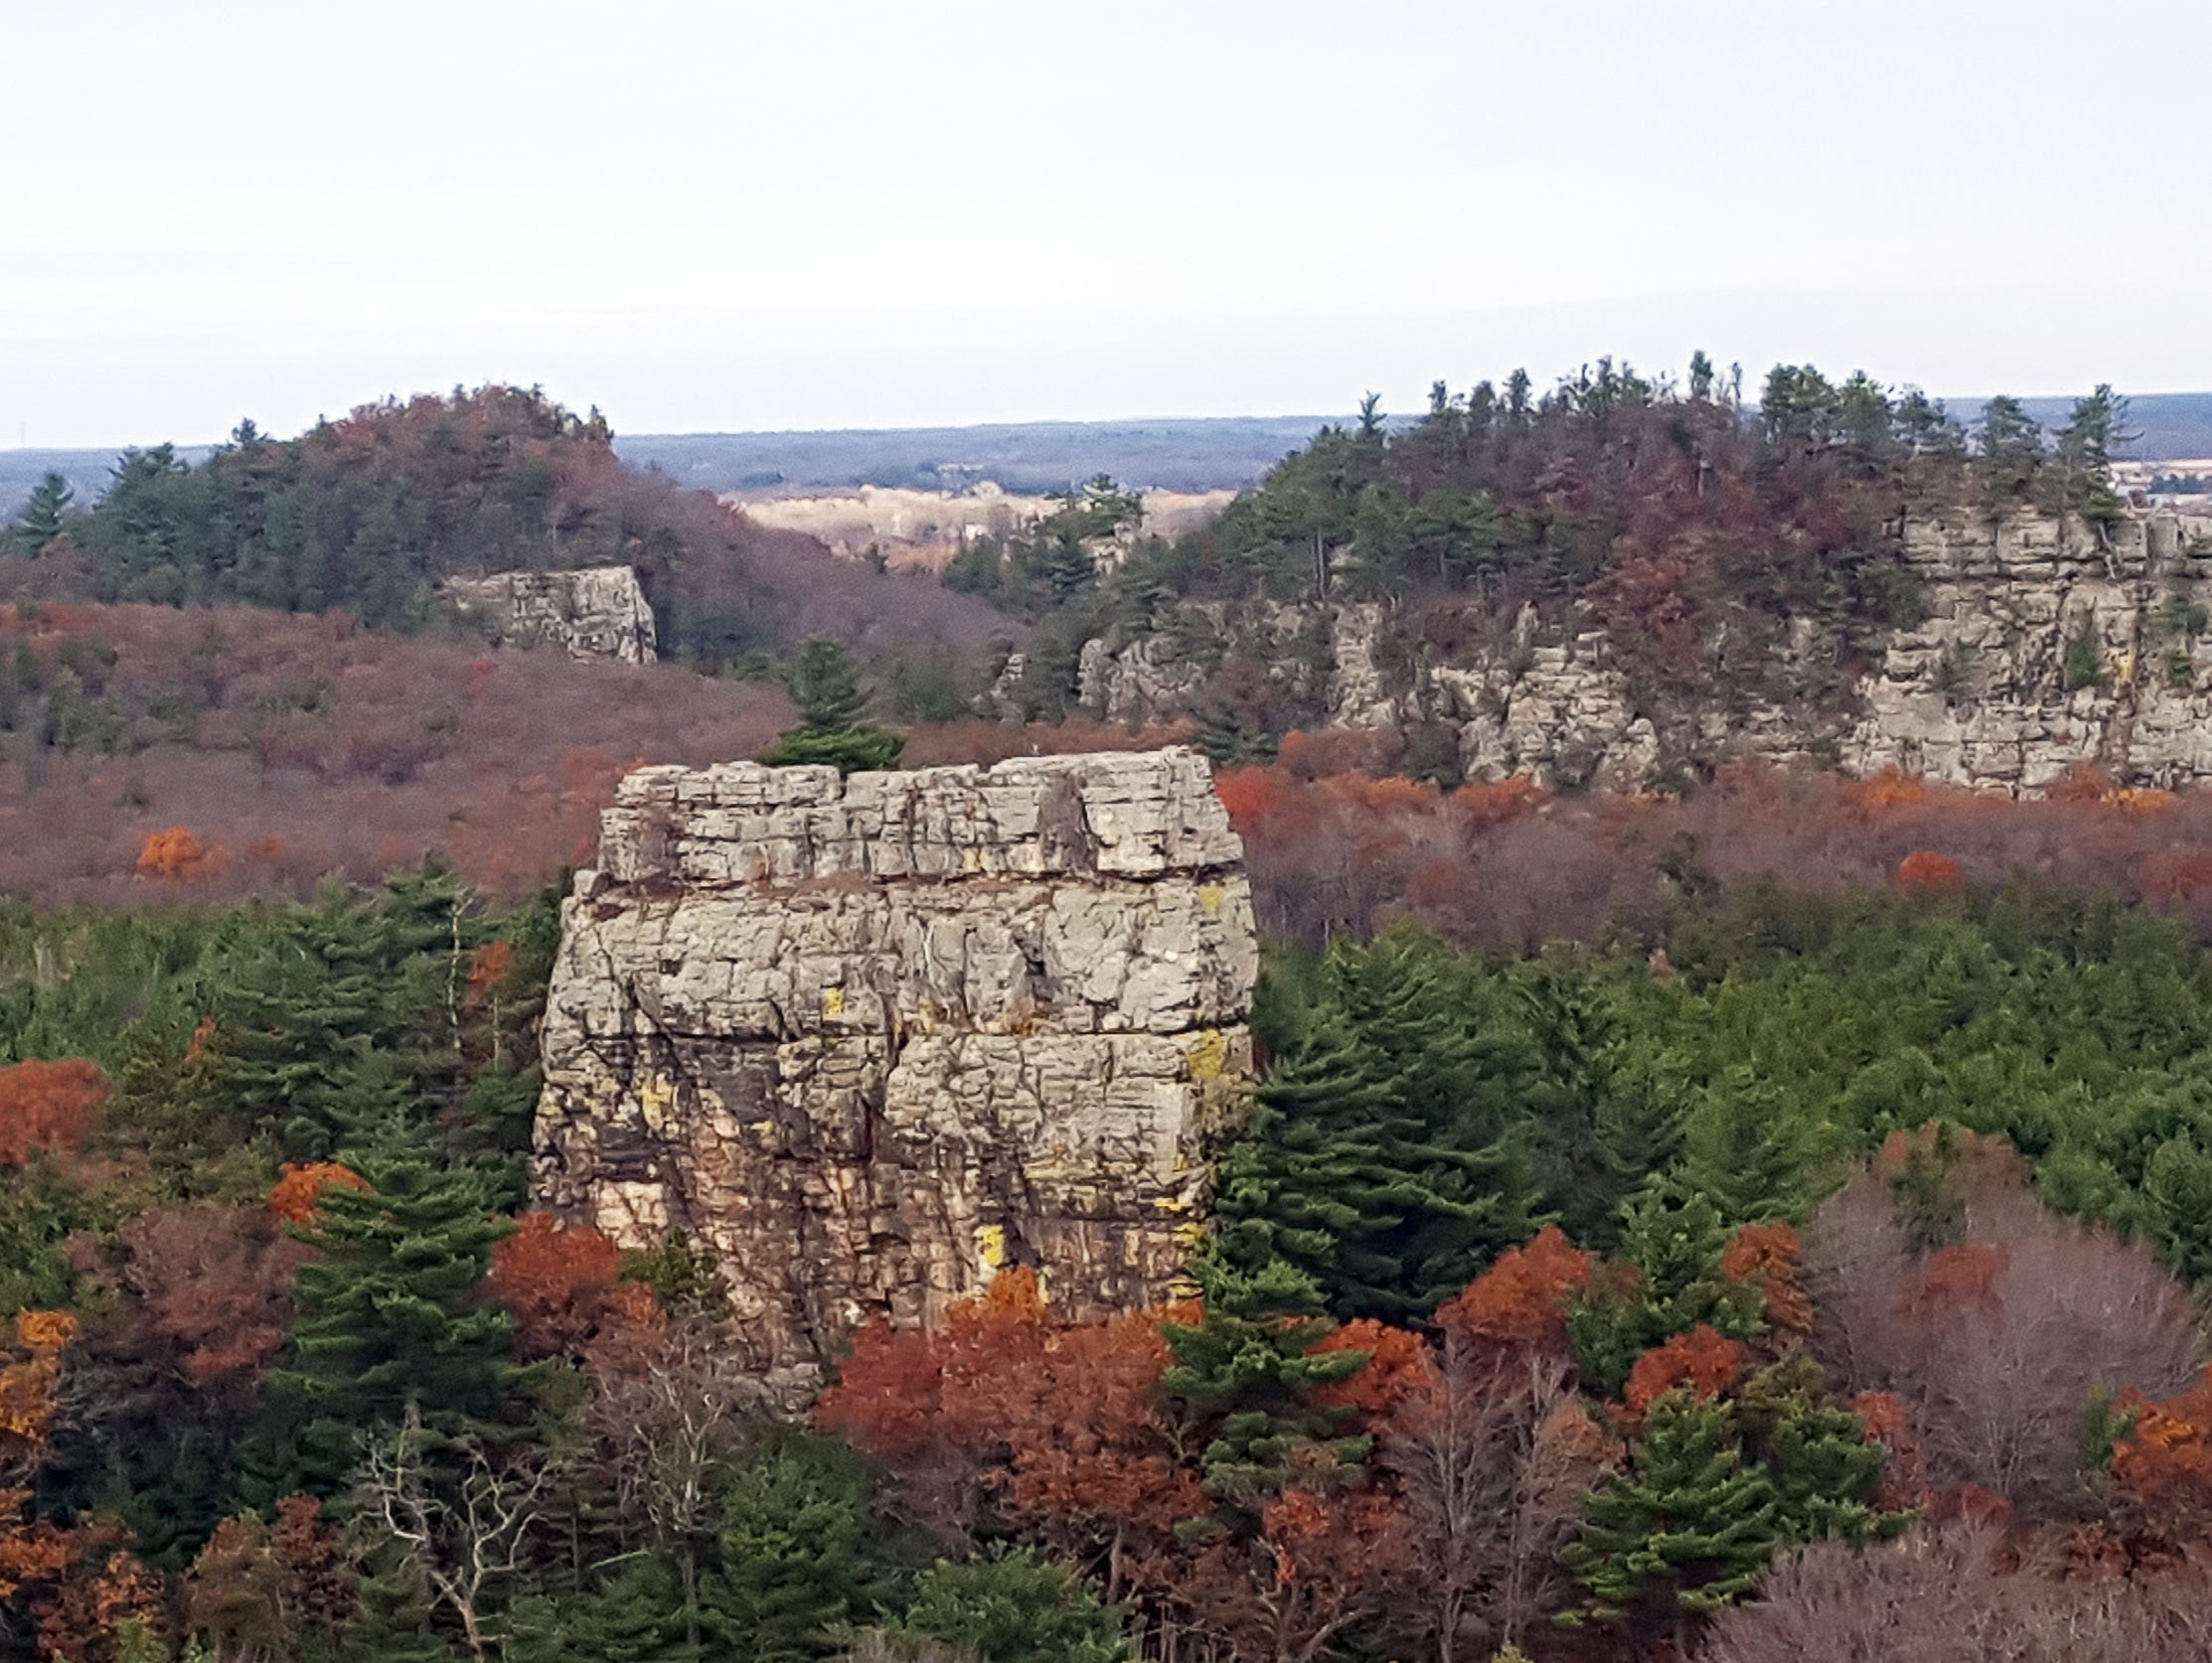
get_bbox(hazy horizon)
[7,0,2209,450]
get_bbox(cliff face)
[1077,509,2212,791]
[443,566,658,664]
[532,750,1256,1399]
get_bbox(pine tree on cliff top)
[758,639,903,775]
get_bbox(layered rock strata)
[533,750,1256,1398]
[443,566,658,664]
[1075,509,2212,791]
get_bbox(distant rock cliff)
[532,750,1256,1399]
[1076,509,2212,792]
[443,566,658,665]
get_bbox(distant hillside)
[12,390,2212,514]
[614,414,1348,495]
[0,389,1012,670]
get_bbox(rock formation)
[532,749,1257,1399]
[1075,508,2212,791]
[443,566,658,664]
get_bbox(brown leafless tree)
[1380,1346,1607,1662]
[1698,1526,2212,1663]
[1806,1169,2207,1516]
[353,1403,553,1663]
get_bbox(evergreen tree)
[1160,1256,1368,1508]
[260,1139,515,1495]
[1976,395,2045,506]
[1662,1074,1829,1229]
[875,1550,1134,1663]
[1216,927,1545,1320]
[1735,1359,1909,1547]
[552,1559,701,1663]
[758,640,903,775]
[336,1537,455,1663]
[10,472,74,554]
[1561,1387,1782,1630]
[1566,1191,1762,1396]
[185,869,478,1162]
[706,1435,883,1663]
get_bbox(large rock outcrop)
[444,566,658,664]
[532,750,1256,1399]
[1074,508,2212,791]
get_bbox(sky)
[3,0,2208,449]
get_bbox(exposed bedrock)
[532,750,1257,1400]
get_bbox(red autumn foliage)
[1432,1226,1596,1360]
[815,1269,1055,1529]
[485,1213,623,1357]
[1214,753,2212,952]
[0,601,796,907]
[114,1205,303,1391]
[1850,1391,1927,1512]
[1807,1144,2207,1519]
[1310,1321,1437,1424]
[266,1162,370,1225]
[0,1060,108,1168]
[1623,1325,1748,1416]
[1894,848,1968,893]
[1721,1220,1814,1333]
[184,1495,353,1661]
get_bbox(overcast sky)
[4,0,2207,449]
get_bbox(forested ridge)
[955,363,2139,752]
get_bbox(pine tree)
[1217,927,1546,1321]
[758,640,903,775]
[1736,1359,1908,1547]
[260,1138,515,1495]
[706,1434,883,1663]
[11,472,74,555]
[190,869,478,1161]
[1566,1191,1763,1397]
[1160,1256,1368,1508]
[1561,1387,1782,1629]
[336,1538,456,1663]
[555,1560,702,1663]
[1663,1074,1828,1229]
[876,1550,1135,1663]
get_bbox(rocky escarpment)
[1075,508,2212,791]
[532,750,1256,1400]
[443,566,658,664]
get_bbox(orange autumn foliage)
[1850,1390,1927,1512]
[1843,768,1930,811]
[1720,1221,1814,1332]
[0,1060,108,1168]
[1311,1321,1437,1423]
[266,1162,370,1225]
[1917,1242,2008,1309]
[1623,1325,1747,1416]
[1894,849,1968,893]
[463,940,515,1010]
[485,1212,623,1356]
[1432,1226,1596,1357]
[2112,1365,2212,1537]
[135,827,224,881]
